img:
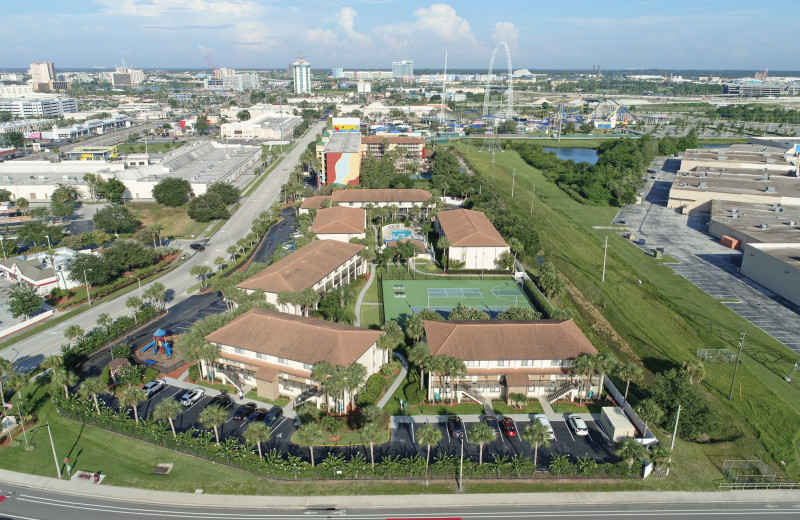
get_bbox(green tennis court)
[382,278,534,323]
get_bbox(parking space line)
[565,424,575,442]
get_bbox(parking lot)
[615,158,800,355]
[98,381,618,467]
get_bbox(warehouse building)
[740,243,800,307]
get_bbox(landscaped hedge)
[60,305,160,368]
[355,374,385,408]
[522,278,553,318]
[53,393,645,481]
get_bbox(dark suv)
[189,243,205,252]
[447,415,465,439]
[263,406,283,427]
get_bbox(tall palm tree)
[595,354,618,402]
[78,376,107,414]
[64,325,84,345]
[436,237,451,272]
[294,423,322,466]
[522,421,551,469]
[50,367,78,399]
[199,404,228,444]
[345,363,367,410]
[118,385,146,424]
[126,296,143,324]
[378,320,403,364]
[359,422,384,470]
[243,422,272,458]
[300,288,319,317]
[407,341,430,390]
[312,361,334,407]
[40,355,63,371]
[0,358,13,411]
[616,362,644,401]
[96,313,112,334]
[153,399,183,438]
[404,314,426,343]
[570,354,596,402]
[468,422,495,465]
[634,399,664,434]
[417,422,442,481]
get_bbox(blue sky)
[1,1,798,70]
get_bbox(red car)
[501,416,517,437]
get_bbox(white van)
[533,414,555,439]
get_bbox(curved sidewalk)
[376,352,408,410]
[353,263,377,327]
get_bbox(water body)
[543,147,599,165]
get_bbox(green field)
[452,140,800,480]
[381,278,533,324]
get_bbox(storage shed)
[600,407,636,441]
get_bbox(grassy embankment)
[452,140,800,485]
[127,202,209,239]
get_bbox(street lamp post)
[83,268,93,306]
[0,236,5,260]
[128,275,142,298]
[32,423,61,479]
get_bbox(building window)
[528,386,537,392]
[467,360,478,367]
[278,357,288,365]
[497,360,507,367]
[234,348,243,355]
[491,386,500,393]
[303,363,313,370]
[521,360,530,366]
[552,359,563,367]
[257,353,266,360]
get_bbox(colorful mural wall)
[324,152,361,186]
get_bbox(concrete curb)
[1,468,799,509]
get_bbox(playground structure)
[142,328,173,357]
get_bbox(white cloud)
[336,7,371,45]
[493,22,519,51]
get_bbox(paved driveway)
[615,159,800,355]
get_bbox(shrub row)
[355,373,386,407]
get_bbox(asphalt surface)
[0,119,328,372]
[249,207,298,265]
[614,157,800,357]
[1,480,800,520]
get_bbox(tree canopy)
[153,178,192,207]
[93,205,141,233]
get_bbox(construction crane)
[205,52,216,77]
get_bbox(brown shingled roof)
[301,188,433,209]
[424,319,598,361]
[311,206,366,235]
[236,240,364,293]
[206,308,383,366]
[436,209,508,247]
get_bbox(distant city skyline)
[1,0,798,71]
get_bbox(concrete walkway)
[376,352,408,410]
[538,396,556,417]
[353,263,377,327]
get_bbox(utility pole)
[458,438,464,493]
[601,236,608,282]
[511,169,516,197]
[728,332,746,401]
[530,184,535,215]
[666,404,681,477]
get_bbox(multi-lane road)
[0,479,799,520]
[0,120,326,372]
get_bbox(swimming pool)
[391,229,414,240]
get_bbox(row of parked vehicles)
[447,413,587,439]
[141,380,284,428]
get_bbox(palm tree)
[595,354,618,402]
[359,422,384,470]
[277,291,298,314]
[243,422,272,458]
[507,237,524,261]
[199,404,228,444]
[96,313,112,334]
[616,437,647,469]
[227,245,237,260]
[522,420,551,469]
[682,359,705,384]
[64,325,84,345]
[634,399,664,434]
[468,422,495,465]
[126,296,143,324]
[407,341,430,390]
[436,237,451,272]
[294,423,322,466]
[345,363,367,410]
[50,367,78,399]
[404,314,426,343]
[78,376,106,414]
[300,288,318,317]
[312,361,334,407]
[377,320,403,364]
[214,256,225,271]
[570,353,596,401]
[616,362,644,402]
[118,385,146,424]
[0,358,13,411]
[417,422,442,481]
[153,399,183,438]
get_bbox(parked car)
[263,406,283,427]
[189,242,205,252]
[179,388,205,407]
[482,415,501,437]
[208,391,232,408]
[500,416,517,437]
[447,415,465,439]
[246,408,269,423]
[232,402,257,421]
[143,378,166,398]
[532,414,555,439]
[568,414,589,436]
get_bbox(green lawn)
[359,305,382,328]
[292,424,390,447]
[243,392,289,407]
[550,401,603,414]
[127,202,209,239]
[491,401,545,415]
[406,402,485,416]
[453,140,800,479]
